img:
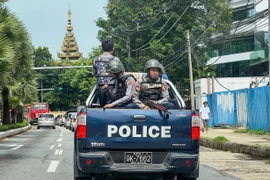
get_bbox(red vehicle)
[24,102,50,124]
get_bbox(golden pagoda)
[57,8,82,60]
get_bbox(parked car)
[37,113,55,129]
[65,112,77,129]
[70,113,78,132]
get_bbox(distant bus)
[24,102,50,124]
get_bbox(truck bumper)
[76,151,199,174]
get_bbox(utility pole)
[127,35,131,58]
[40,81,43,103]
[187,30,195,110]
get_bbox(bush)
[213,136,229,142]
[0,121,29,132]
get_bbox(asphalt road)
[0,126,240,180]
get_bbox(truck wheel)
[37,126,40,129]
[73,152,92,180]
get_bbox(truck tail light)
[76,114,86,139]
[85,159,93,166]
[191,114,200,140]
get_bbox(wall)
[207,86,269,131]
[195,76,269,109]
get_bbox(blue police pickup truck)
[74,74,200,180]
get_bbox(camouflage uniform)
[126,59,175,109]
[132,76,170,109]
[93,52,120,106]
[105,73,136,107]
[92,52,120,85]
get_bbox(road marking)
[54,149,63,155]
[50,145,55,150]
[11,145,23,150]
[55,149,59,155]
[59,150,63,155]
[56,138,62,142]
[58,143,62,147]
[47,160,59,172]
[60,134,63,137]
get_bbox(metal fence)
[207,86,269,130]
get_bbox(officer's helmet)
[107,59,125,74]
[144,59,162,73]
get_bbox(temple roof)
[57,7,82,61]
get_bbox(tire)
[37,126,40,129]
[53,126,56,129]
[73,151,92,180]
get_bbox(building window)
[232,6,255,21]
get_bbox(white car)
[37,113,55,129]
[70,113,78,132]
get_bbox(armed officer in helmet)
[102,59,136,108]
[126,59,175,110]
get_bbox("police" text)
[107,125,171,138]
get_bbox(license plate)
[125,152,152,164]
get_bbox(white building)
[194,76,269,109]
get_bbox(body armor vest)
[115,74,136,100]
[95,56,116,85]
[140,77,162,101]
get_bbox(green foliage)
[213,136,229,142]
[34,46,53,67]
[235,128,270,135]
[95,0,233,92]
[33,50,95,110]
[0,120,29,132]
[235,128,249,133]
[0,1,37,124]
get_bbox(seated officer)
[102,59,136,108]
[126,59,175,109]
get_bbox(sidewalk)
[0,124,31,140]
[200,128,270,158]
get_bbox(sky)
[6,0,108,59]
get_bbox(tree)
[95,0,233,91]
[33,46,53,67]
[0,1,35,124]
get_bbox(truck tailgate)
[85,109,194,150]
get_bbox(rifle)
[144,100,171,120]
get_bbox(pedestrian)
[102,59,136,108]
[92,39,121,106]
[199,101,210,133]
[126,59,175,109]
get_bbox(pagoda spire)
[57,6,82,61]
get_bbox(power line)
[214,77,231,91]
[204,1,264,66]
[190,0,233,47]
[131,13,175,51]
[165,50,187,68]
[141,5,191,51]
[232,0,251,35]
[124,0,177,32]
